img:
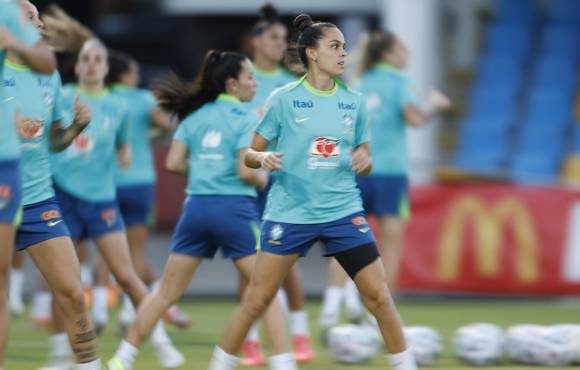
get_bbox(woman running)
[106,50,191,332]
[0,1,56,368]
[207,14,418,370]
[49,38,184,369]
[240,4,315,366]
[108,50,296,370]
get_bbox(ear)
[224,76,237,94]
[305,48,317,62]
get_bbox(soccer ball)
[507,324,578,366]
[404,326,443,365]
[452,323,505,365]
[327,324,381,364]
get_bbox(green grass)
[5,299,580,369]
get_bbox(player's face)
[123,61,140,88]
[233,59,257,102]
[19,1,43,30]
[255,24,288,63]
[76,42,109,85]
[387,37,409,69]
[310,27,347,77]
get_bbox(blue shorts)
[171,195,260,260]
[15,197,70,250]
[0,159,22,224]
[117,184,155,227]
[54,187,125,241]
[357,175,410,219]
[256,176,273,219]
[260,211,376,257]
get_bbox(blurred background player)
[106,49,192,333]
[108,50,293,370]
[239,4,315,366]
[48,38,184,369]
[319,29,451,334]
[207,13,417,370]
[0,1,56,368]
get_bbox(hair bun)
[259,4,279,22]
[207,50,222,64]
[293,14,313,33]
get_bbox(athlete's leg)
[0,223,15,369]
[377,216,406,291]
[28,237,99,365]
[125,225,155,284]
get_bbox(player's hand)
[427,90,451,110]
[351,146,372,174]
[260,152,283,172]
[0,26,17,49]
[72,94,91,128]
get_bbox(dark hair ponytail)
[252,3,283,36]
[361,30,396,73]
[286,13,336,69]
[106,50,136,86]
[154,50,248,121]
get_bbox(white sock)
[49,332,72,359]
[91,286,108,325]
[119,294,135,326]
[31,290,52,318]
[268,352,298,370]
[319,287,343,327]
[208,345,239,370]
[114,340,139,370]
[290,310,309,337]
[80,264,93,288]
[9,269,24,305]
[388,348,417,370]
[150,320,171,347]
[75,358,102,370]
[277,289,289,315]
[344,279,364,321]
[245,323,260,342]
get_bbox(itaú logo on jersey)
[202,131,222,148]
[338,102,356,110]
[292,100,314,109]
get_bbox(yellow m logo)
[437,195,540,284]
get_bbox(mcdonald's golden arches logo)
[437,195,540,284]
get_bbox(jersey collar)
[301,75,338,97]
[254,66,283,78]
[375,62,401,73]
[217,93,241,104]
[4,59,30,71]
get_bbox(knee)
[55,285,87,313]
[362,285,392,314]
[241,290,273,319]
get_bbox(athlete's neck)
[78,81,105,95]
[253,54,278,72]
[305,69,335,91]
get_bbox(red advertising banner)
[399,184,580,296]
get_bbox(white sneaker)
[154,343,185,369]
[9,299,25,316]
[38,358,74,370]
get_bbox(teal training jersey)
[357,63,418,176]
[4,61,63,205]
[51,85,130,202]
[245,67,296,116]
[112,85,157,186]
[174,94,258,198]
[0,0,39,160]
[256,75,370,224]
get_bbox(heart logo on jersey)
[310,137,341,158]
[72,134,94,153]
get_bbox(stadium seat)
[540,25,580,59]
[524,88,575,124]
[531,56,578,90]
[516,125,565,152]
[548,0,580,24]
[485,24,533,59]
[495,0,539,25]
[510,151,562,183]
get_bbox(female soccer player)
[108,50,296,370]
[207,14,418,370]
[49,38,184,369]
[240,4,315,366]
[0,1,56,368]
[107,50,191,331]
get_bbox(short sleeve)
[51,72,64,122]
[399,76,419,109]
[173,121,189,145]
[354,96,370,146]
[255,93,282,143]
[237,113,259,150]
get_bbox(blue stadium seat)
[476,56,524,87]
[516,125,565,152]
[549,0,580,24]
[572,124,580,151]
[532,56,577,89]
[485,24,533,59]
[495,0,539,25]
[510,151,562,183]
[469,88,518,117]
[541,25,580,59]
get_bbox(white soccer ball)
[327,324,382,364]
[550,324,580,364]
[404,326,443,365]
[507,324,578,366]
[452,323,505,365]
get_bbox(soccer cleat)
[154,343,185,369]
[292,335,316,364]
[164,305,192,330]
[240,340,265,367]
[106,356,129,370]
